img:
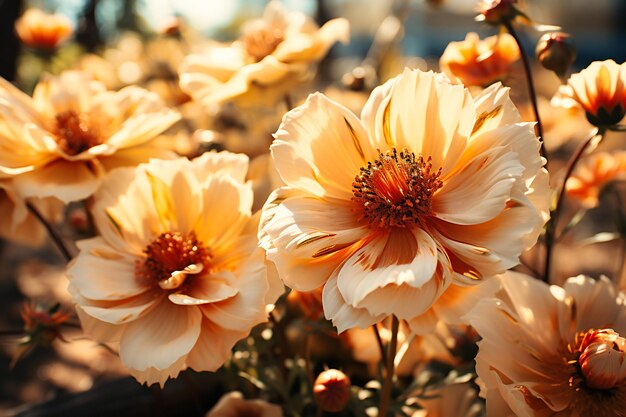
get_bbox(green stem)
[543,128,603,282]
[378,316,399,417]
[504,22,546,160]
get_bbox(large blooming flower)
[467,272,626,417]
[440,33,520,87]
[0,71,180,203]
[260,68,549,333]
[553,60,626,127]
[179,1,349,107]
[68,153,281,386]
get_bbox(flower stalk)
[504,22,546,160]
[543,128,604,281]
[25,200,73,262]
[378,316,399,417]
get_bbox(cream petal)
[171,273,239,305]
[78,291,161,325]
[337,228,440,307]
[106,110,181,150]
[13,158,103,203]
[186,318,248,372]
[191,150,249,183]
[271,92,377,199]
[32,71,105,116]
[387,69,474,174]
[322,273,384,333]
[201,248,269,331]
[471,83,522,137]
[262,193,366,291]
[194,173,253,250]
[0,77,43,125]
[432,145,523,225]
[68,237,148,300]
[128,355,187,387]
[92,166,162,254]
[119,299,202,371]
[75,305,123,343]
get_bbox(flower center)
[135,232,211,291]
[54,110,103,156]
[241,22,284,62]
[352,148,443,229]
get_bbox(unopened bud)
[313,369,351,412]
[536,32,576,82]
[477,0,518,25]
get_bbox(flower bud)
[536,32,576,82]
[477,0,518,25]
[578,329,626,390]
[313,369,351,412]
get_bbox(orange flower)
[260,69,549,333]
[179,1,349,107]
[566,151,626,207]
[440,33,519,87]
[0,71,180,203]
[15,9,73,50]
[467,272,626,417]
[68,153,282,386]
[553,60,626,127]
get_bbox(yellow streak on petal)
[104,209,123,237]
[146,172,174,229]
[382,99,395,147]
[343,117,364,160]
[471,105,502,136]
[295,232,336,249]
[312,241,355,258]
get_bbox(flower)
[67,153,281,386]
[15,9,73,51]
[476,0,519,26]
[313,369,351,412]
[566,151,626,207]
[552,60,626,127]
[440,33,520,87]
[179,1,349,107]
[0,179,63,247]
[0,71,180,203]
[467,272,626,417]
[535,32,576,82]
[260,68,549,333]
[206,391,283,417]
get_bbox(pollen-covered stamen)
[135,232,211,291]
[352,148,443,229]
[54,110,102,156]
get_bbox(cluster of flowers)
[4,0,626,416]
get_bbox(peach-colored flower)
[0,179,63,247]
[566,151,626,207]
[410,383,482,417]
[15,9,73,50]
[260,68,549,333]
[467,272,626,417]
[553,60,626,127]
[0,71,180,203]
[206,391,283,417]
[179,1,349,107]
[440,33,520,87]
[68,153,282,386]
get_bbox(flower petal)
[119,299,202,371]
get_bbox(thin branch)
[26,201,73,262]
[378,316,399,417]
[504,22,546,160]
